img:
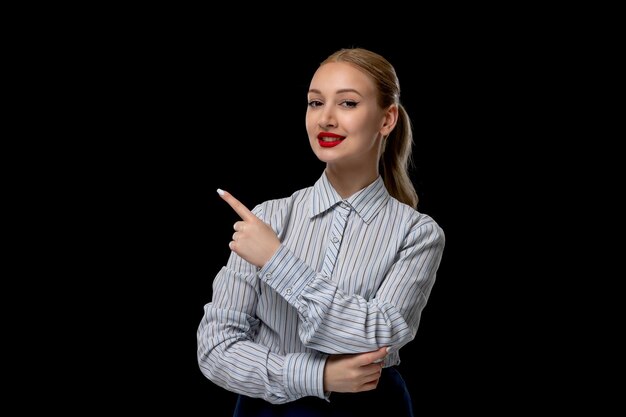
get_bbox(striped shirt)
[197,171,445,404]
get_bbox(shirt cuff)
[283,352,329,400]
[258,244,317,304]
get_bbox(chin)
[313,153,331,164]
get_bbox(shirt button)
[265,273,272,279]
[285,288,292,295]
[331,237,339,243]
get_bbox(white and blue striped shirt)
[197,171,445,404]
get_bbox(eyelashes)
[340,100,358,108]
[307,100,359,109]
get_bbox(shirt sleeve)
[258,219,445,354]
[197,208,328,404]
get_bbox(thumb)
[364,346,388,365]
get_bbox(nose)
[318,106,337,129]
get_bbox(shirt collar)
[310,171,390,224]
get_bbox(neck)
[325,164,379,200]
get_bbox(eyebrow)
[308,88,363,97]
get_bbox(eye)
[308,100,323,108]
[340,100,358,108]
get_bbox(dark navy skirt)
[233,367,414,417]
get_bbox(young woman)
[197,47,445,417]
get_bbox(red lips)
[318,132,346,148]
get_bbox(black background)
[91,28,564,414]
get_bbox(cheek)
[343,114,371,136]
[305,114,316,135]
[361,112,385,133]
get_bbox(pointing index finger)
[217,189,256,221]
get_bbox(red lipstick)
[318,132,346,148]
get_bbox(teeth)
[320,137,343,141]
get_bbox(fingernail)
[217,188,225,196]
[386,347,391,354]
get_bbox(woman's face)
[306,62,395,169]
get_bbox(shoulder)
[387,197,445,244]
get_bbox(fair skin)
[217,61,398,393]
[306,62,398,199]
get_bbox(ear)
[380,104,399,136]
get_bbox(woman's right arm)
[199,199,390,402]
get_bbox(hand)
[323,347,388,393]
[217,189,280,268]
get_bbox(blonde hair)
[321,48,418,209]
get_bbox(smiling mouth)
[319,136,345,142]
[318,137,344,147]
[317,132,346,144]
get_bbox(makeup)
[318,132,345,148]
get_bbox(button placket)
[320,202,352,279]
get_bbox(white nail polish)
[217,188,225,196]
[386,347,391,353]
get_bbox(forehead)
[309,62,375,95]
